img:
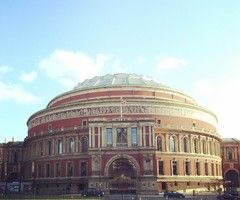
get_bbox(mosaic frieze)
[29,105,217,129]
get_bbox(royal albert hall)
[24,73,222,195]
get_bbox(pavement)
[105,194,218,200]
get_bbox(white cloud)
[136,57,146,65]
[20,71,37,82]
[39,50,117,88]
[0,81,40,104]
[0,65,13,74]
[156,57,188,72]
[193,73,240,139]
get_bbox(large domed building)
[23,73,222,195]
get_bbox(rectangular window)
[67,162,73,177]
[205,162,208,176]
[55,163,61,177]
[211,163,214,176]
[37,164,41,178]
[185,161,190,175]
[158,161,164,175]
[81,162,87,176]
[172,161,178,175]
[145,126,149,146]
[196,162,200,175]
[57,140,62,155]
[48,124,52,131]
[46,164,50,177]
[40,143,43,156]
[116,128,128,146]
[48,141,52,155]
[131,127,137,146]
[106,128,113,146]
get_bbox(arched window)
[182,137,188,153]
[227,148,234,160]
[81,137,88,153]
[13,152,18,163]
[47,140,52,155]
[56,139,63,155]
[214,142,217,155]
[157,136,163,151]
[209,141,213,155]
[40,142,43,156]
[193,138,198,153]
[202,140,206,154]
[67,138,75,153]
[169,135,176,152]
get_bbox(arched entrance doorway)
[225,170,239,187]
[108,157,137,194]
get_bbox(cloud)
[136,57,146,65]
[0,81,40,104]
[156,57,188,72]
[0,65,13,74]
[193,73,240,139]
[39,50,117,88]
[20,71,37,82]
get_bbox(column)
[113,128,117,147]
[177,134,180,152]
[143,126,146,147]
[63,137,66,154]
[138,126,142,147]
[89,127,92,148]
[128,127,131,147]
[165,133,169,152]
[98,127,101,148]
[102,126,106,148]
[151,126,155,147]
[149,126,152,147]
[92,127,96,148]
[76,136,79,153]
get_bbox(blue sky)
[1,1,240,142]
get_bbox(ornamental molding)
[48,86,196,108]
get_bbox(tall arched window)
[13,152,18,163]
[157,136,163,151]
[169,135,176,152]
[214,142,217,155]
[202,140,206,154]
[209,141,213,155]
[56,139,63,155]
[193,138,198,153]
[81,137,88,153]
[67,138,75,153]
[40,142,43,156]
[227,148,234,160]
[182,137,188,153]
[47,140,52,155]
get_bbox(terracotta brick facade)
[0,74,224,195]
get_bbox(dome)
[73,73,169,90]
[45,73,198,109]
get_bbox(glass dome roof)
[73,73,168,90]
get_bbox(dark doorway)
[78,183,88,191]
[108,158,137,194]
[225,170,239,187]
[6,172,19,182]
[162,182,167,190]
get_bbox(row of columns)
[89,124,154,148]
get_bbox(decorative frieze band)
[29,105,217,129]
